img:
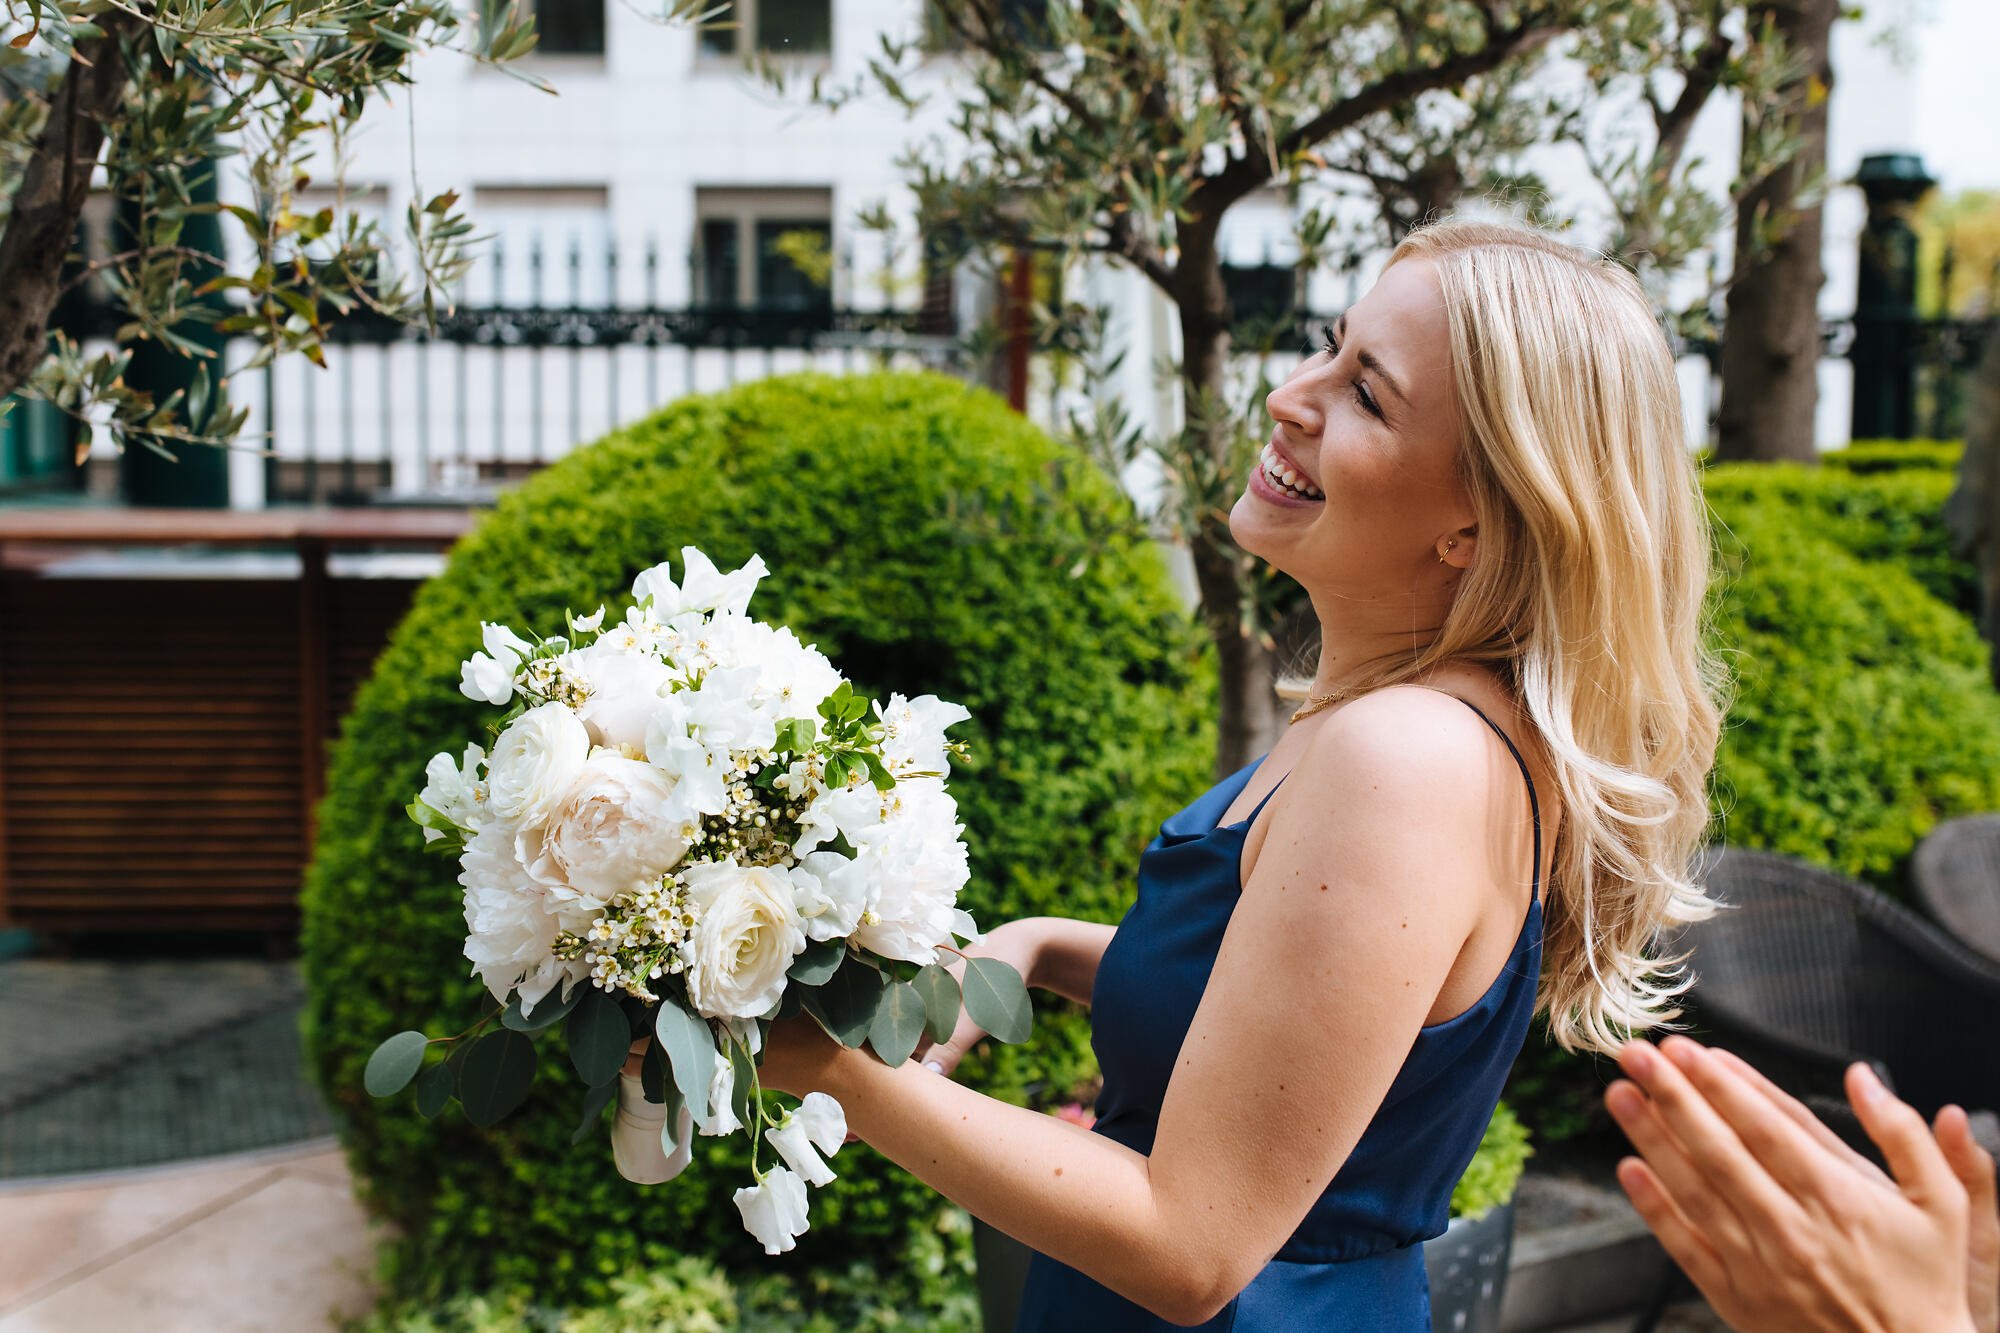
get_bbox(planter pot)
[972,1199,1519,1333]
[1423,1199,1518,1333]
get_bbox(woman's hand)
[911,918,1044,1077]
[1606,1035,1990,1333]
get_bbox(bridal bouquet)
[364,547,1031,1253]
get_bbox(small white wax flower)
[766,1116,836,1188]
[734,1167,811,1255]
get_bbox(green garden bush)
[1509,454,2000,1148]
[301,370,1214,1305]
[1820,437,1965,475]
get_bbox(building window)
[1220,261,1299,341]
[527,0,606,55]
[923,0,1055,52]
[695,188,834,313]
[698,0,831,57]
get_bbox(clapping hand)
[1606,1035,1998,1333]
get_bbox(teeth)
[1260,444,1323,500]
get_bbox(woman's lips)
[1249,456,1323,508]
[1255,442,1324,503]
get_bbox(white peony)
[539,754,695,904]
[679,859,808,1019]
[699,614,843,720]
[458,822,591,1011]
[486,703,591,827]
[848,783,980,964]
[459,622,533,706]
[567,642,679,753]
[734,1167,811,1256]
[417,742,489,840]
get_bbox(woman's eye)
[1320,327,1382,419]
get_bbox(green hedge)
[1820,437,1965,475]
[301,370,1214,1304]
[1510,449,2000,1147]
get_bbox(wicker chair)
[1665,845,2000,1159]
[1913,813,2000,966]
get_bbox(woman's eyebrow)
[1335,312,1410,410]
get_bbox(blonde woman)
[621,216,1730,1330]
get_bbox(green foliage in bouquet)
[1508,452,2000,1149]
[301,369,1214,1303]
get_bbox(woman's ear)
[1439,527,1477,570]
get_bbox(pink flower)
[1053,1101,1095,1130]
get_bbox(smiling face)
[1230,256,1476,600]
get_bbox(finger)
[1935,1105,1999,1215]
[1661,1036,1852,1202]
[1616,1156,1731,1300]
[1707,1045,1891,1185]
[1613,1041,1800,1235]
[1847,1063,1964,1206]
[1604,1077,1745,1250]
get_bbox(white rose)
[568,643,678,753]
[679,859,808,1020]
[733,1167,811,1255]
[542,754,695,904]
[486,703,590,826]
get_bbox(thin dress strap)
[1421,690,1543,906]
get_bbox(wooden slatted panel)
[0,571,424,932]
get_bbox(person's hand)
[910,918,1042,1077]
[1605,1035,1984,1333]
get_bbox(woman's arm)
[1024,915,1118,1005]
[760,691,1503,1324]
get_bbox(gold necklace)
[1289,685,1358,724]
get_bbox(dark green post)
[1849,152,1936,441]
[116,159,232,508]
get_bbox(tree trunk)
[1714,0,1837,464]
[0,7,143,399]
[1177,232,1283,777]
[1943,326,2000,689]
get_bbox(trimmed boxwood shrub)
[300,369,1214,1304]
[1821,437,1965,475]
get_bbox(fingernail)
[1854,1062,1886,1103]
[923,1060,944,1074]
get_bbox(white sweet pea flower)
[767,1116,836,1188]
[694,1050,741,1136]
[417,742,489,839]
[643,692,730,817]
[539,754,694,904]
[792,782,886,858]
[485,703,591,827]
[793,1092,847,1155]
[567,605,607,634]
[734,1167,811,1255]
[877,693,972,777]
[679,859,808,1020]
[632,547,770,620]
[460,621,534,705]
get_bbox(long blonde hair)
[1290,217,1733,1055]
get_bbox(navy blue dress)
[1013,693,1545,1331]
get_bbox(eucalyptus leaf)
[458,1029,537,1128]
[502,983,583,1033]
[641,1039,668,1104]
[788,937,845,986]
[415,1060,456,1119]
[802,959,888,1048]
[913,963,962,1044]
[962,956,1033,1044]
[565,987,629,1087]
[568,1076,619,1146]
[868,981,928,1067]
[654,1002,715,1123]
[364,1030,428,1097]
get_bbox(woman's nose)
[1266,375,1323,435]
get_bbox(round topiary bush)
[1701,466,2000,890]
[300,369,1213,1303]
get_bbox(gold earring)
[1439,539,1457,565]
